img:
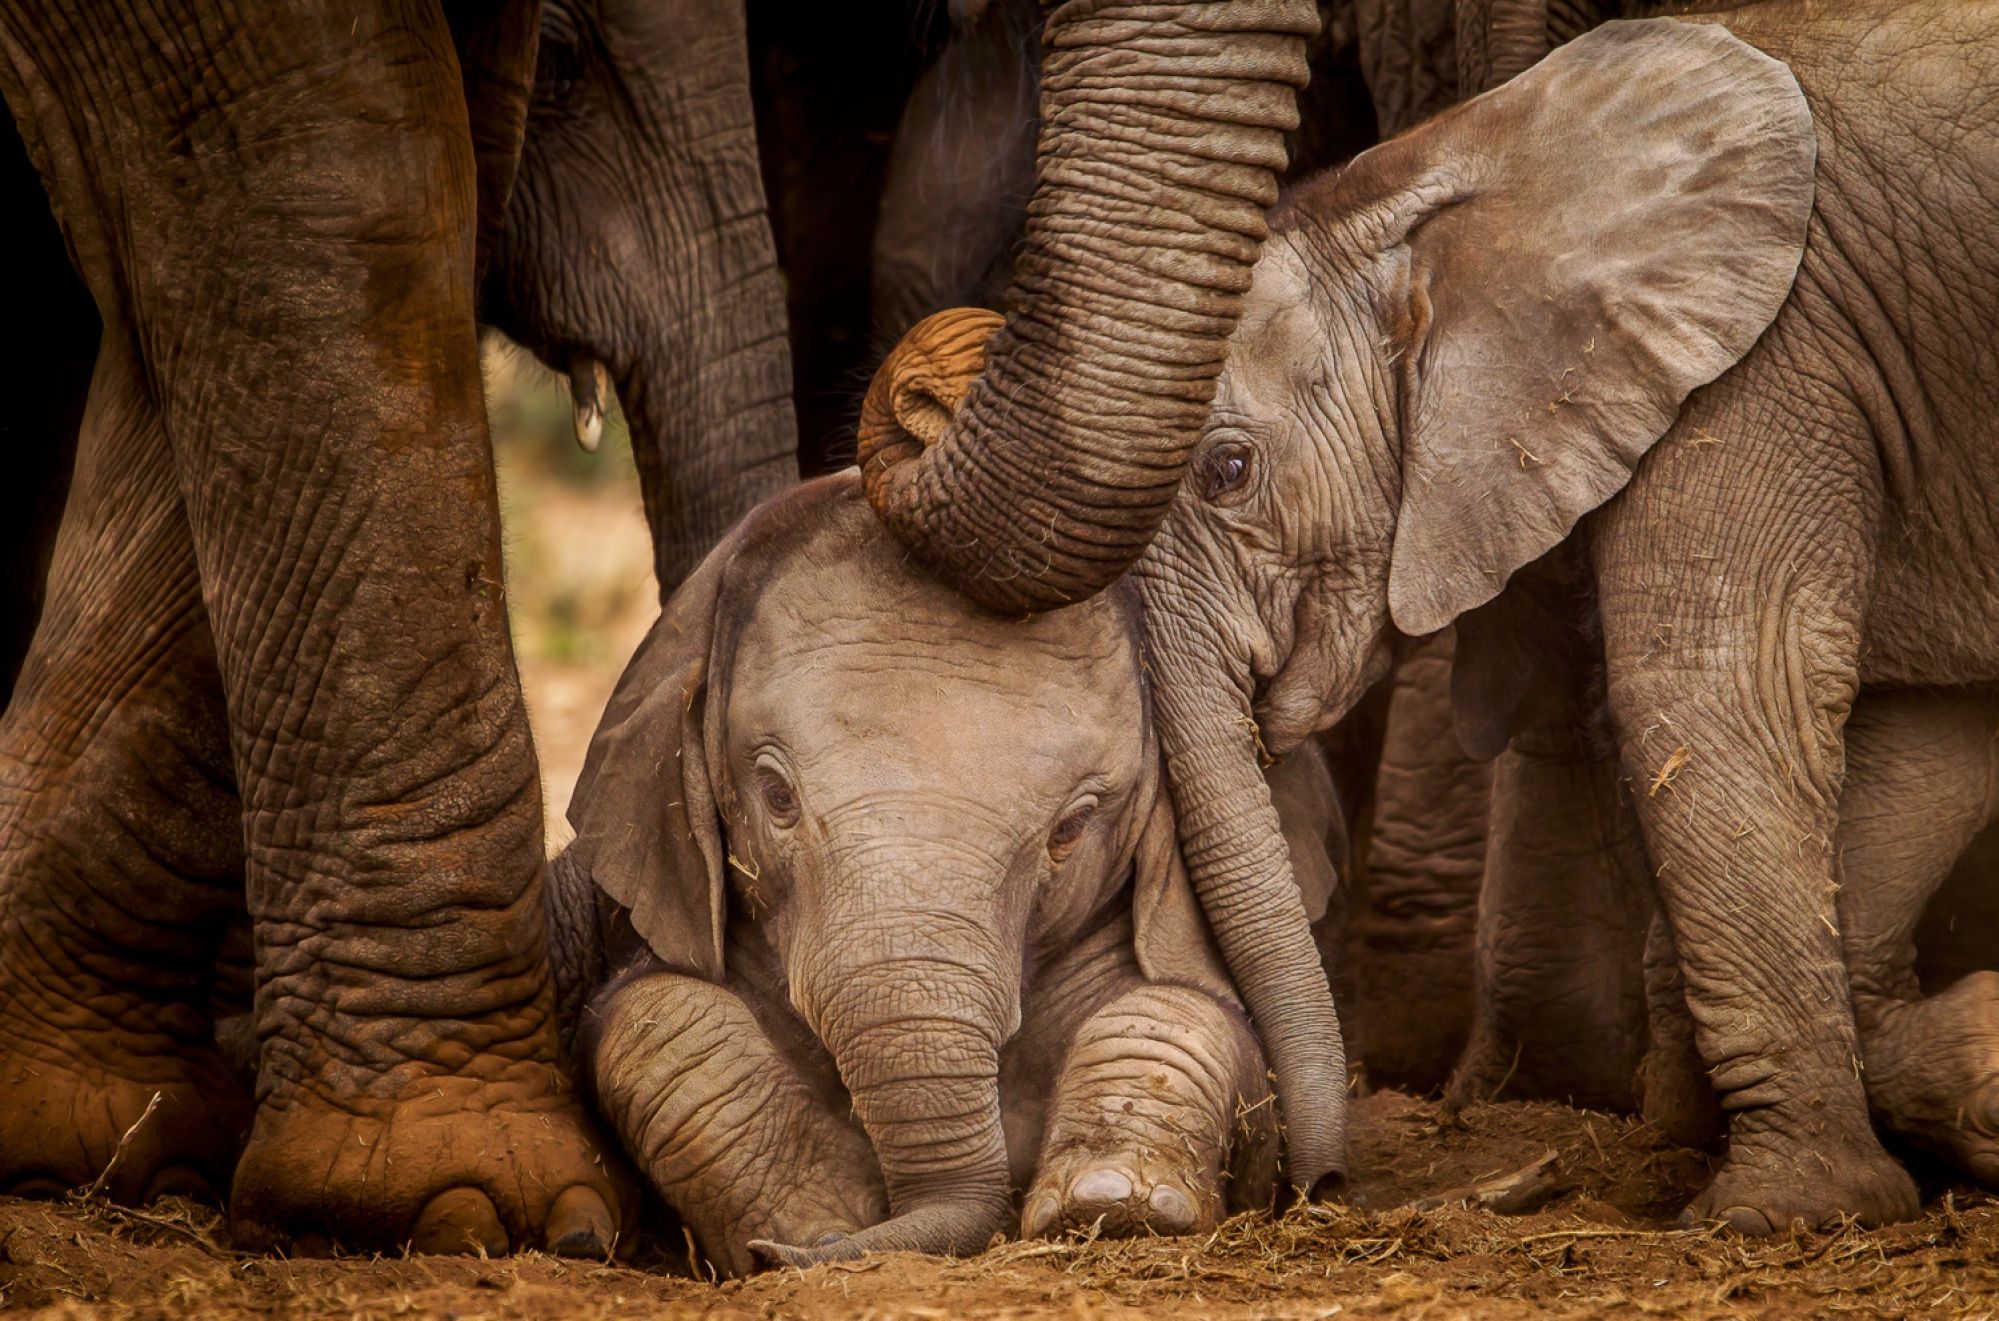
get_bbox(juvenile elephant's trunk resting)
[753,942,1014,1266]
[1142,618,1349,1194]
[858,0,1319,613]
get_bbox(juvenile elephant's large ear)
[1131,746,1343,1001]
[565,529,742,981]
[1349,19,1816,636]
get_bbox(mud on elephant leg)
[0,337,248,1203]
[1835,689,1999,1185]
[1596,383,1914,1232]
[0,0,626,1253]
[588,970,886,1277]
[1022,984,1276,1240]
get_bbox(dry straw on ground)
[4,1093,1995,1320]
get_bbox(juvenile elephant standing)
[862,2,1999,1230]
[547,473,1340,1273]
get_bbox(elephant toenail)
[1020,1193,1058,1239]
[545,1185,614,1258]
[4,1177,68,1200]
[410,1187,509,1256]
[1070,1168,1134,1206]
[290,1231,335,1258]
[1146,1184,1197,1232]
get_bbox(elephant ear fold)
[1131,757,1235,1004]
[1357,18,1815,636]
[1266,741,1343,926]
[1132,745,1344,1002]
[566,529,743,982]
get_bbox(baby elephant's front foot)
[1862,972,1999,1186]
[1023,985,1273,1240]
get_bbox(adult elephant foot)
[1679,1121,1918,1234]
[0,979,248,1203]
[1860,972,1999,1187]
[0,335,252,1203]
[230,1072,624,1256]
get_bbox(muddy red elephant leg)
[0,336,248,1202]
[0,1,623,1253]
[1596,379,1915,1231]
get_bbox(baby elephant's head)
[567,474,1221,1264]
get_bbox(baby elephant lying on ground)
[543,475,1341,1275]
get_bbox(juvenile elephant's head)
[1130,13,1816,1083]
[566,475,1235,1266]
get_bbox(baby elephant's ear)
[566,529,743,982]
[1359,18,1816,636]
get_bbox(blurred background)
[484,334,659,848]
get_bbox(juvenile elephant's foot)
[1680,1121,1917,1234]
[1024,985,1274,1242]
[0,990,250,1201]
[229,1069,627,1256]
[1860,973,1999,1185]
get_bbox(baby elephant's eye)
[758,768,800,826]
[1048,802,1097,863]
[1199,440,1254,504]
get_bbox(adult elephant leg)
[1595,370,1915,1232]
[0,0,622,1254]
[1835,689,1999,1184]
[490,0,796,595]
[1349,633,1488,1094]
[1446,711,1650,1113]
[0,334,248,1202]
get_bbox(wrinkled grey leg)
[589,970,886,1276]
[1837,690,1999,1184]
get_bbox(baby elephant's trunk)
[757,944,1014,1266]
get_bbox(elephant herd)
[2,0,1998,1276]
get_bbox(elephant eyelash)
[1047,801,1098,863]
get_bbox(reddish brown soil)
[4,1092,1996,1319]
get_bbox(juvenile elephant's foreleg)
[1022,983,1274,1239]
[0,336,248,1202]
[1595,374,1915,1232]
[588,970,886,1277]
[1835,689,1999,1183]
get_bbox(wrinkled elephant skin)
[1137,4,1999,1231]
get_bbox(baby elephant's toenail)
[1070,1168,1134,1206]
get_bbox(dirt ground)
[3,1092,1995,1319]
[15,359,1981,1317]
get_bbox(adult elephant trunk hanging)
[857,0,1319,614]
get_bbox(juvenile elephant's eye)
[1048,802,1097,863]
[1199,441,1254,504]
[758,768,800,826]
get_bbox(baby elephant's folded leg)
[589,971,886,1275]
[1023,984,1275,1239]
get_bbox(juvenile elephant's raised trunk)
[859,0,1319,613]
[1143,616,1349,1195]
[756,955,1013,1266]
